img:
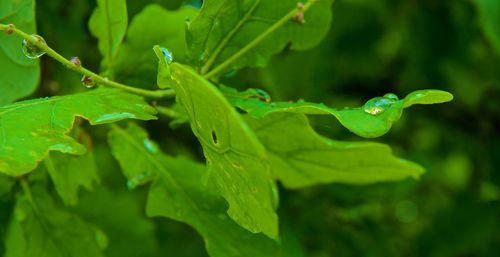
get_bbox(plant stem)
[156,105,183,119]
[200,0,261,75]
[0,24,175,99]
[203,0,318,80]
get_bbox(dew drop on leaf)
[143,138,159,154]
[383,93,399,101]
[21,34,46,59]
[81,75,96,88]
[126,171,153,190]
[255,89,271,102]
[363,96,398,115]
[160,47,174,64]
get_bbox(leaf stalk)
[203,0,318,80]
[0,24,174,99]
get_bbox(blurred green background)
[3,0,500,256]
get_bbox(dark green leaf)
[0,0,39,105]
[166,62,278,238]
[477,0,500,55]
[89,0,128,72]
[0,88,157,176]
[44,129,100,206]
[223,86,453,138]
[187,0,334,74]
[74,186,159,257]
[4,186,106,257]
[114,5,198,89]
[108,124,280,257]
[0,173,14,198]
[246,113,424,188]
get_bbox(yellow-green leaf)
[0,88,157,176]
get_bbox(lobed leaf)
[4,187,106,257]
[0,0,40,105]
[89,0,128,73]
[246,113,425,188]
[187,0,334,75]
[108,124,280,257]
[113,5,199,89]
[223,86,453,138]
[166,62,278,238]
[44,128,100,206]
[0,88,157,176]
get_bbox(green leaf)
[402,89,454,108]
[44,128,100,206]
[0,88,157,177]
[74,186,159,257]
[476,0,500,55]
[114,5,199,89]
[223,86,453,138]
[167,62,278,238]
[0,0,40,105]
[108,124,280,257]
[246,113,424,188]
[4,186,106,257]
[0,173,14,198]
[187,0,334,74]
[89,0,128,72]
[108,123,162,189]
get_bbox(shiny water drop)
[363,96,397,115]
[81,75,96,88]
[271,183,279,210]
[383,93,399,100]
[254,89,271,102]
[223,68,237,78]
[143,138,159,154]
[126,171,153,190]
[160,47,173,64]
[22,34,46,59]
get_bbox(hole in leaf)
[211,130,218,145]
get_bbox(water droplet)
[223,68,237,78]
[126,171,153,190]
[160,47,173,64]
[363,96,397,115]
[22,34,46,59]
[143,138,159,154]
[383,93,399,100]
[271,183,279,210]
[253,89,271,102]
[81,75,96,88]
[70,56,81,66]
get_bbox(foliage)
[1,0,497,257]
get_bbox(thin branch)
[203,0,318,80]
[0,24,175,99]
[200,0,261,75]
